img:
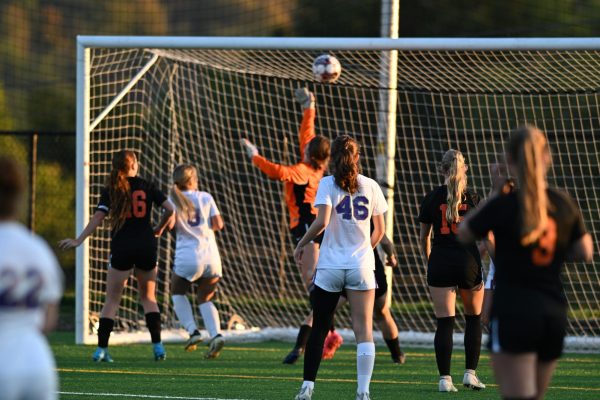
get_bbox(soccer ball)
[312,54,342,83]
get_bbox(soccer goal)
[76,36,600,351]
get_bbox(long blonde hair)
[171,164,197,220]
[106,150,136,232]
[331,135,360,194]
[440,149,467,223]
[509,126,551,246]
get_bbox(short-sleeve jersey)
[96,176,167,244]
[171,190,222,268]
[315,175,388,270]
[468,188,587,313]
[0,222,63,332]
[418,186,481,265]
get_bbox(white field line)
[58,392,250,400]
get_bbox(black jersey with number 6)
[468,188,587,314]
[96,177,167,245]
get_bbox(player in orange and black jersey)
[242,88,343,364]
[459,127,593,400]
[418,150,485,392]
[60,150,174,362]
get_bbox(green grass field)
[50,332,600,400]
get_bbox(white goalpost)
[76,36,600,351]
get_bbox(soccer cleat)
[439,376,458,392]
[153,342,166,361]
[205,334,225,359]
[392,351,406,365]
[92,347,114,363]
[185,330,203,352]
[294,386,313,400]
[283,347,303,364]
[322,330,343,360]
[356,393,371,400]
[463,370,486,390]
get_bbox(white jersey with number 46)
[172,191,222,272]
[0,222,63,400]
[314,175,388,270]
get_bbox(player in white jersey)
[0,157,63,400]
[293,136,387,400]
[168,164,226,358]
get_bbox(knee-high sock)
[145,312,162,344]
[199,301,221,338]
[98,317,114,348]
[172,294,197,334]
[434,316,455,376]
[464,314,482,370]
[384,337,402,360]
[357,342,376,394]
[295,324,312,351]
[304,287,341,382]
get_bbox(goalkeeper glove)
[294,87,315,109]
[241,138,258,159]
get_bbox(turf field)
[51,332,600,400]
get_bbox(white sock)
[172,295,197,334]
[302,381,314,390]
[199,301,221,338]
[356,342,376,394]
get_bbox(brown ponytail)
[106,150,136,232]
[440,149,468,223]
[331,135,360,194]
[307,136,331,170]
[509,127,551,246]
[171,164,198,220]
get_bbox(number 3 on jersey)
[335,196,369,220]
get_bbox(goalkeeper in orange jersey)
[242,88,344,364]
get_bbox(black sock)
[329,315,336,333]
[145,312,162,344]
[464,314,482,370]
[304,287,341,382]
[98,318,114,348]
[384,337,402,360]
[295,324,312,351]
[434,316,455,376]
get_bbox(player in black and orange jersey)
[60,150,174,362]
[241,88,344,364]
[418,149,485,392]
[459,127,593,400]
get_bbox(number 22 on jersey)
[335,195,369,221]
[439,204,467,234]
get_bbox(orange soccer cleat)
[322,330,343,360]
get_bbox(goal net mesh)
[85,46,600,348]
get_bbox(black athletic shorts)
[110,237,158,271]
[290,215,323,246]
[488,311,567,361]
[427,247,482,289]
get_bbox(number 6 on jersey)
[335,195,369,220]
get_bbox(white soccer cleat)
[205,334,225,359]
[356,392,371,400]
[185,330,203,352]
[439,376,458,392]
[294,386,313,400]
[463,370,486,390]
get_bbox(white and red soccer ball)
[312,54,342,83]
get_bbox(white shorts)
[174,262,222,282]
[314,268,376,292]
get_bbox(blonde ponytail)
[440,149,467,223]
[509,127,550,245]
[171,164,198,220]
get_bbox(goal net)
[77,37,600,351]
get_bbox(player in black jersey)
[60,150,174,362]
[418,149,485,392]
[459,127,593,400]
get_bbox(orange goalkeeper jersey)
[252,108,324,229]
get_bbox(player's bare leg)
[374,294,405,364]
[492,352,537,398]
[136,267,165,360]
[535,359,558,400]
[429,286,458,391]
[198,277,224,359]
[171,274,201,351]
[347,289,376,398]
